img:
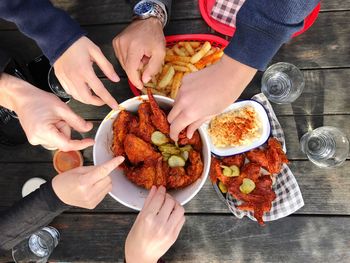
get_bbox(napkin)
[211,0,246,28]
[213,93,304,223]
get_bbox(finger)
[85,156,125,185]
[143,185,157,209]
[112,38,126,70]
[169,111,193,141]
[90,46,120,82]
[186,116,212,139]
[167,100,183,124]
[85,71,118,109]
[50,125,95,151]
[167,202,185,229]
[57,106,93,133]
[173,215,186,239]
[145,186,166,214]
[125,50,144,90]
[157,194,176,224]
[142,51,164,83]
[80,83,106,106]
[56,120,71,138]
[68,78,105,106]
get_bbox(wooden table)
[1,0,350,262]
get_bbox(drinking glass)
[300,126,349,168]
[261,62,304,104]
[48,67,71,102]
[12,226,60,263]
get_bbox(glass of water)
[261,62,304,104]
[300,126,349,168]
[48,67,71,103]
[12,226,60,263]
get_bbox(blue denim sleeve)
[0,0,86,65]
[224,0,320,71]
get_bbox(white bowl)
[203,100,271,156]
[93,95,211,211]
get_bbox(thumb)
[58,106,93,133]
[142,51,164,84]
[87,156,125,185]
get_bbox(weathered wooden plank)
[0,160,350,215]
[0,0,349,30]
[273,11,350,69]
[0,11,349,70]
[0,0,202,30]
[321,0,350,11]
[1,214,349,262]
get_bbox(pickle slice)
[218,181,228,193]
[168,155,186,167]
[181,151,189,161]
[151,131,169,146]
[229,165,240,177]
[158,144,181,155]
[221,165,232,177]
[239,178,256,194]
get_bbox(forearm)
[0,0,85,64]
[225,0,320,71]
[0,181,70,251]
[0,73,32,111]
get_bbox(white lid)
[22,177,47,197]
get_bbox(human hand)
[113,18,166,90]
[167,54,257,141]
[52,156,124,209]
[125,186,185,263]
[53,36,120,109]
[0,74,94,151]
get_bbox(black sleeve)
[0,49,11,73]
[0,181,70,251]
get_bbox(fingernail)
[111,102,119,110]
[117,156,125,163]
[111,73,120,82]
[142,75,151,84]
[159,186,166,193]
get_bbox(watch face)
[134,2,153,16]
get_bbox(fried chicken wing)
[124,134,160,164]
[246,138,288,174]
[112,110,136,157]
[134,102,156,143]
[147,88,170,135]
[125,157,167,189]
[125,163,156,189]
[167,150,203,189]
[186,150,204,182]
[178,130,202,152]
[245,149,269,168]
[209,156,234,186]
[222,154,245,168]
[266,138,289,174]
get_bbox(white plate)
[93,95,211,211]
[203,100,271,156]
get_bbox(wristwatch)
[133,0,168,28]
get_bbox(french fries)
[142,40,224,97]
